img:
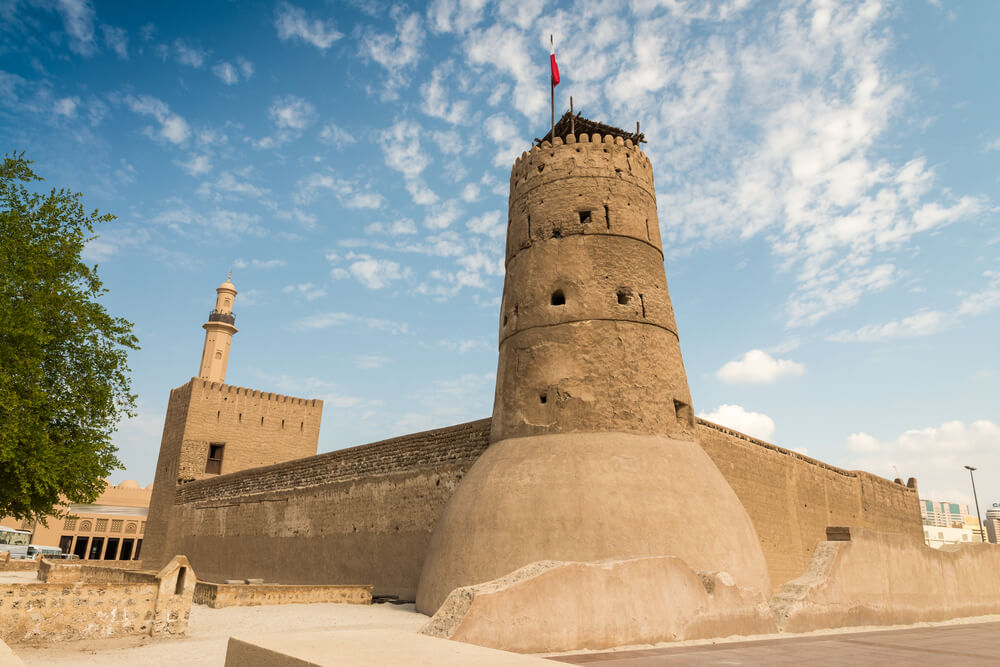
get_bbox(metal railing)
[207,310,235,325]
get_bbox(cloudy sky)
[2,0,998,509]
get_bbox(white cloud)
[957,271,1000,317]
[270,94,316,130]
[426,0,488,33]
[420,63,469,124]
[152,203,264,237]
[365,219,417,236]
[463,25,545,118]
[716,349,805,384]
[101,24,127,59]
[175,154,212,176]
[212,62,238,85]
[828,310,946,342]
[291,311,408,334]
[846,432,881,453]
[362,9,425,97]
[425,199,462,230]
[985,137,1000,152]
[294,172,384,209]
[319,122,356,148]
[846,420,1000,505]
[199,171,271,200]
[337,253,411,289]
[125,94,190,144]
[460,183,480,202]
[379,120,431,180]
[274,2,343,50]
[483,113,523,167]
[173,39,207,68]
[281,282,326,300]
[698,404,776,441]
[56,0,97,56]
[466,210,504,238]
[53,96,79,117]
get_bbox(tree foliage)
[0,153,138,523]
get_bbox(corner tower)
[417,118,771,613]
[199,274,237,383]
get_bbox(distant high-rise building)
[921,499,984,541]
[984,503,1000,544]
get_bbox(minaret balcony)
[207,310,235,325]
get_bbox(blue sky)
[2,0,998,509]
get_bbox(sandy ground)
[11,600,1000,666]
[0,572,39,585]
[12,602,429,666]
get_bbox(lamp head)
[965,465,977,472]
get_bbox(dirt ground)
[12,601,429,666]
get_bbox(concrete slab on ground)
[226,629,554,666]
[549,620,1000,665]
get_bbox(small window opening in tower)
[639,294,647,317]
[205,443,225,474]
[216,410,220,421]
[238,413,242,423]
[578,211,591,224]
[300,421,304,432]
[503,314,508,327]
[674,400,694,428]
[527,214,532,239]
[617,289,631,305]
[552,228,562,238]
[551,290,565,306]
[604,205,611,229]
[537,164,545,174]
[260,416,264,426]
[539,393,548,404]
[645,218,651,241]
[281,419,285,429]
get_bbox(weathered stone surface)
[697,420,923,589]
[158,420,491,599]
[772,528,1000,632]
[144,378,325,570]
[421,556,776,653]
[0,555,194,644]
[415,433,772,614]
[416,132,772,616]
[194,581,372,608]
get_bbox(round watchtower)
[416,125,771,615]
[494,133,693,442]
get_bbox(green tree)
[0,152,138,523]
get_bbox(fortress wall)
[144,379,324,570]
[696,419,922,589]
[166,419,491,598]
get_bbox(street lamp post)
[965,465,986,543]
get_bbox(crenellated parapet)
[196,379,321,407]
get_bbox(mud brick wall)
[144,378,324,570]
[167,419,492,599]
[193,582,372,608]
[696,419,923,589]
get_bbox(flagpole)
[550,34,555,143]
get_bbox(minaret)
[198,274,238,383]
[416,121,771,613]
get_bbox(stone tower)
[416,120,772,613]
[198,275,238,383]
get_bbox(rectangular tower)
[143,378,323,569]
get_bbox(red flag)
[550,40,560,87]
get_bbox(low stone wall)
[1,555,195,644]
[772,527,1000,632]
[422,556,776,653]
[194,581,372,608]
[0,553,41,573]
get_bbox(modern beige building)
[1,480,150,560]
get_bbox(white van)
[0,526,32,559]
